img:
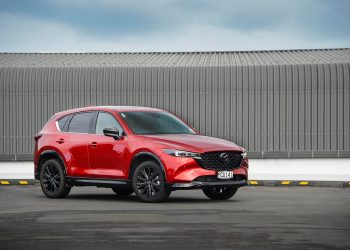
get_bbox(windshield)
[119,111,196,135]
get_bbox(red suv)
[34,106,248,202]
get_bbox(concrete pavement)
[0,185,349,249]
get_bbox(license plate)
[217,171,234,179]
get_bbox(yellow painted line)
[19,180,29,185]
[1,181,10,185]
[249,181,259,185]
[281,181,291,185]
[299,181,309,185]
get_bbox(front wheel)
[132,160,171,203]
[40,159,71,198]
[202,186,238,200]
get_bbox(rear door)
[87,111,128,179]
[64,112,95,177]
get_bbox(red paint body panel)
[34,106,249,184]
[87,134,129,178]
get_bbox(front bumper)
[160,152,249,183]
[170,179,247,190]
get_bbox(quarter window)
[57,115,71,132]
[95,112,123,135]
[67,112,94,133]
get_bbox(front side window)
[67,112,94,133]
[120,111,196,135]
[95,112,123,135]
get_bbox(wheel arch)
[35,150,67,180]
[128,152,167,181]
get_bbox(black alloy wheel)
[137,167,160,197]
[40,159,71,198]
[43,164,60,193]
[132,160,171,203]
[202,186,238,200]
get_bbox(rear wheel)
[132,160,171,203]
[202,186,238,200]
[40,159,71,198]
[112,187,134,196]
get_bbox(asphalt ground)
[0,186,349,250]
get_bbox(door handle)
[56,138,65,144]
[89,142,97,148]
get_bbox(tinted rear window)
[68,112,94,133]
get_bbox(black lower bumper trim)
[171,180,247,190]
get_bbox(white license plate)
[217,171,234,179]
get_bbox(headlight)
[241,150,247,158]
[163,149,201,158]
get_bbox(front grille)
[195,151,243,170]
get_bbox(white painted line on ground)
[249,158,350,181]
[0,158,349,181]
[0,162,34,179]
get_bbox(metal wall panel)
[0,63,349,160]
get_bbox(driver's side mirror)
[103,128,121,140]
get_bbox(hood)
[141,134,243,153]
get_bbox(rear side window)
[57,115,71,132]
[68,112,94,133]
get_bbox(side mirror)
[103,128,121,140]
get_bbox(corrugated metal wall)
[1,63,350,160]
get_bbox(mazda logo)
[219,153,230,164]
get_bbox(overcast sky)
[0,0,349,52]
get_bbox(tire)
[112,187,134,196]
[40,159,71,198]
[202,186,238,200]
[132,160,171,203]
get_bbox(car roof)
[54,106,165,117]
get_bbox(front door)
[87,112,128,179]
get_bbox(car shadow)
[167,197,238,203]
[63,193,238,204]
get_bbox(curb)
[1,179,349,187]
[248,180,350,187]
[0,179,37,185]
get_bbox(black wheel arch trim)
[36,150,67,180]
[129,152,167,181]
